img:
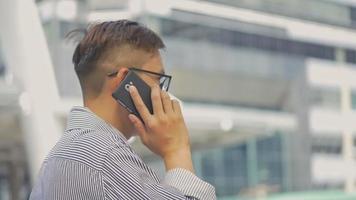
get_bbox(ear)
[109,67,129,92]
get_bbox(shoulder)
[47,128,127,171]
[101,145,160,181]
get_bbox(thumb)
[128,114,148,142]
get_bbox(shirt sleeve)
[164,168,216,200]
[102,146,216,200]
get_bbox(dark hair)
[67,20,165,97]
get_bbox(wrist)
[163,148,195,173]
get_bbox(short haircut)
[67,20,165,98]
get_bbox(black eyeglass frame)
[107,67,172,91]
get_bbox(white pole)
[341,82,355,193]
[0,0,62,183]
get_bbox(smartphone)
[112,70,153,120]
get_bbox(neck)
[84,98,132,139]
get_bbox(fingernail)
[129,85,135,92]
[128,114,135,122]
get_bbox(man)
[30,20,216,199]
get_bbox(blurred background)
[1,0,356,199]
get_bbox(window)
[346,49,356,64]
[160,18,336,61]
[311,136,342,155]
[310,88,340,110]
[257,135,283,187]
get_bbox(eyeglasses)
[107,67,172,91]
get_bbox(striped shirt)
[30,106,216,200]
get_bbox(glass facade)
[189,133,285,197]
[160,18,336,61]
[204,0,352,28]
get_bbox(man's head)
[69,20,166,138]
[71,20,165,99]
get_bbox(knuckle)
[147,119,158,129]
[152,92,160,100]
[137,102,146,110]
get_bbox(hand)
[128,84,194,172]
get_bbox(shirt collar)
[66,106,128,144]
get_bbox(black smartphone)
[112,70,153,120]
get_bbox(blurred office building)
[1,0,356,199]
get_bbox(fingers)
[129,85,151,122]
[129,84,177,122]
[172,100,182,115]
[151,84,164,115]
[161,90,173,114]
[128,114,148,142]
